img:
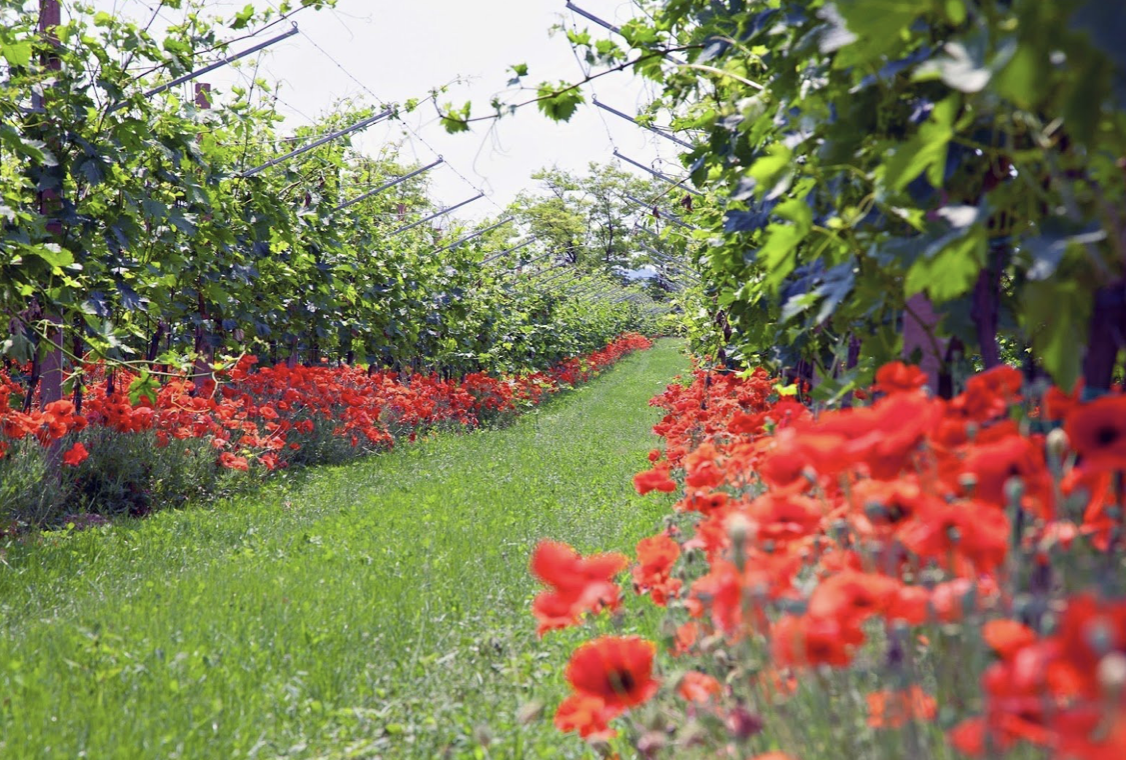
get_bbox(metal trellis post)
[482,237,538,265]
[432,216,514,255]
[335,158,444,212]
[241,109,393,177]
[614,151,702,196]
[388,193,484,237]
[593,97,694,149]
[110,25,301,111]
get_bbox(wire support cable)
[624,194,699,230]
[523,261,569,280]
[614,150,701,196]
[388,193,484,237]
[593,96,694,149]
[299,27,501,212]
[241,109,392,177]
[335,157,444,211]
[109,24,300,112]
[565,2,686,64]
[432,217,514,255]
[483,237,539,266]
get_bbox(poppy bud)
[1046,427,1069,460]
[1085,620,1115,656]
[1098,652,1126,699]
[1004,477,1025,508]
[728,513,751,545]
[728,514,752,569]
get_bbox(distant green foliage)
[0,0,653,387]
[509,0,1126,391]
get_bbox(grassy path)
[0,339,686,759]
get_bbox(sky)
[85,0,691,223]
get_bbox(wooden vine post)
[37,0,65,412]
[902,293,948,397]
[192,82,213,391]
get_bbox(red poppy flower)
[947,716,1013,757]
[529,540,628,635]
[1044,381,1083,421]
[553,693,620,740]
[867,685,937,728]
[771,614,863,668]
[982,619,1038,662]
[929,578,979,622]
[807,571,900,625]
[1055,704,1126,760]
[874,361,929,394]
[728,410,766,435]
[218,451,249,471]
[900,500,1009,573]
[634,465,677,494]
[887,585,930,625]
[951,364,1024,422]
[673,621,699,656]
[1065,395,1126,473]
[796,393,941,479]
[848,478,939,540]
[961,434,1053,517]
[743,492,824,544]
[679,489,729,514]
[677,671,722,704]
[632,533,681,606]
[531,541,628,596]
[1049,594,1126,700]
[62,442,89,467]
[684,443,724,489]
[565,635,660,710]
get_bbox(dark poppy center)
[809,640,832,657]
[1096,425,1120,447]
[611,669,636,694]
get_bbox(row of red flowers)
[1,334,652,475]
[530,361,1126,759]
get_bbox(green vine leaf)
[535,82,584,122]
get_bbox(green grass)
[0,339,687,759]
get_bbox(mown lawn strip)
[0,338,686,758]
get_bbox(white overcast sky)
[86,0,690,222]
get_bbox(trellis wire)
[334,157,444,211]
[487,241,544,268]
[614,150,702,196]
[389,193,484,237]
[241,109,392,177]
[623,193,698,230]
[108,24,300,112]
[432,217,514,255]
[593,96,694,149]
